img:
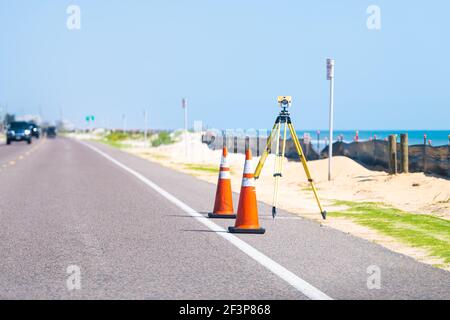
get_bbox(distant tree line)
[1,113,15,132]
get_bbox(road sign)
[327,59,335,80]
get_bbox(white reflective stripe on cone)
[242,177,255,187]
[220,156,229,168]
[219,171,231,179]
[243,161,253,174]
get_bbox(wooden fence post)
[389,134,398,174]
[400,133,409,173]
[448,135,450,178]
[423,133,427,172]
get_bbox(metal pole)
[0,105,3,133]
[327,58,335,181]
[183,98,188,156]
[256,130,260,156]
[144,109,148,141]
[3,103,7,130]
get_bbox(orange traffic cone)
[228,146,265,234]
[208,146,236,219]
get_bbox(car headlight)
[24,129,31,135]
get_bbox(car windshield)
[9,122,30,130]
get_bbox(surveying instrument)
[254,96,327,220]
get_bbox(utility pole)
[0,104,3,133]
[122,114,127,133]
[4,103,8,129]
[326,58,335,181]
[38,105,43,124]
[182,98,188,155]
[143,109,148,141]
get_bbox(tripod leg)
[271,122,282,218]
[280,121,288,177]
[288,123,327,219]
[254,122,279,179]
[272,121,288,218]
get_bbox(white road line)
[80,141,333,300]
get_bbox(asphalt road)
[0,137,449,299]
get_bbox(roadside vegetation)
[330,201,450,267]
[151,131,174,147]
[101,131,130,148]
[99,130,177,149]
[184,164,219,174]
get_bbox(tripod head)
[276,96,291,123]
[277,96,292,109]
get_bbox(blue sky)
[0,0,449,130]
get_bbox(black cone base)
[228,226,266,234]
[208,213,237,219]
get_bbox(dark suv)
[6,122,33,145]
[46,126,57,138]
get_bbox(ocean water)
[293,130,450,152]
[220,129,449,150]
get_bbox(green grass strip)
[330,201,450,265]
[184,164,219,173]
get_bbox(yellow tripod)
[254,96,327,220]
